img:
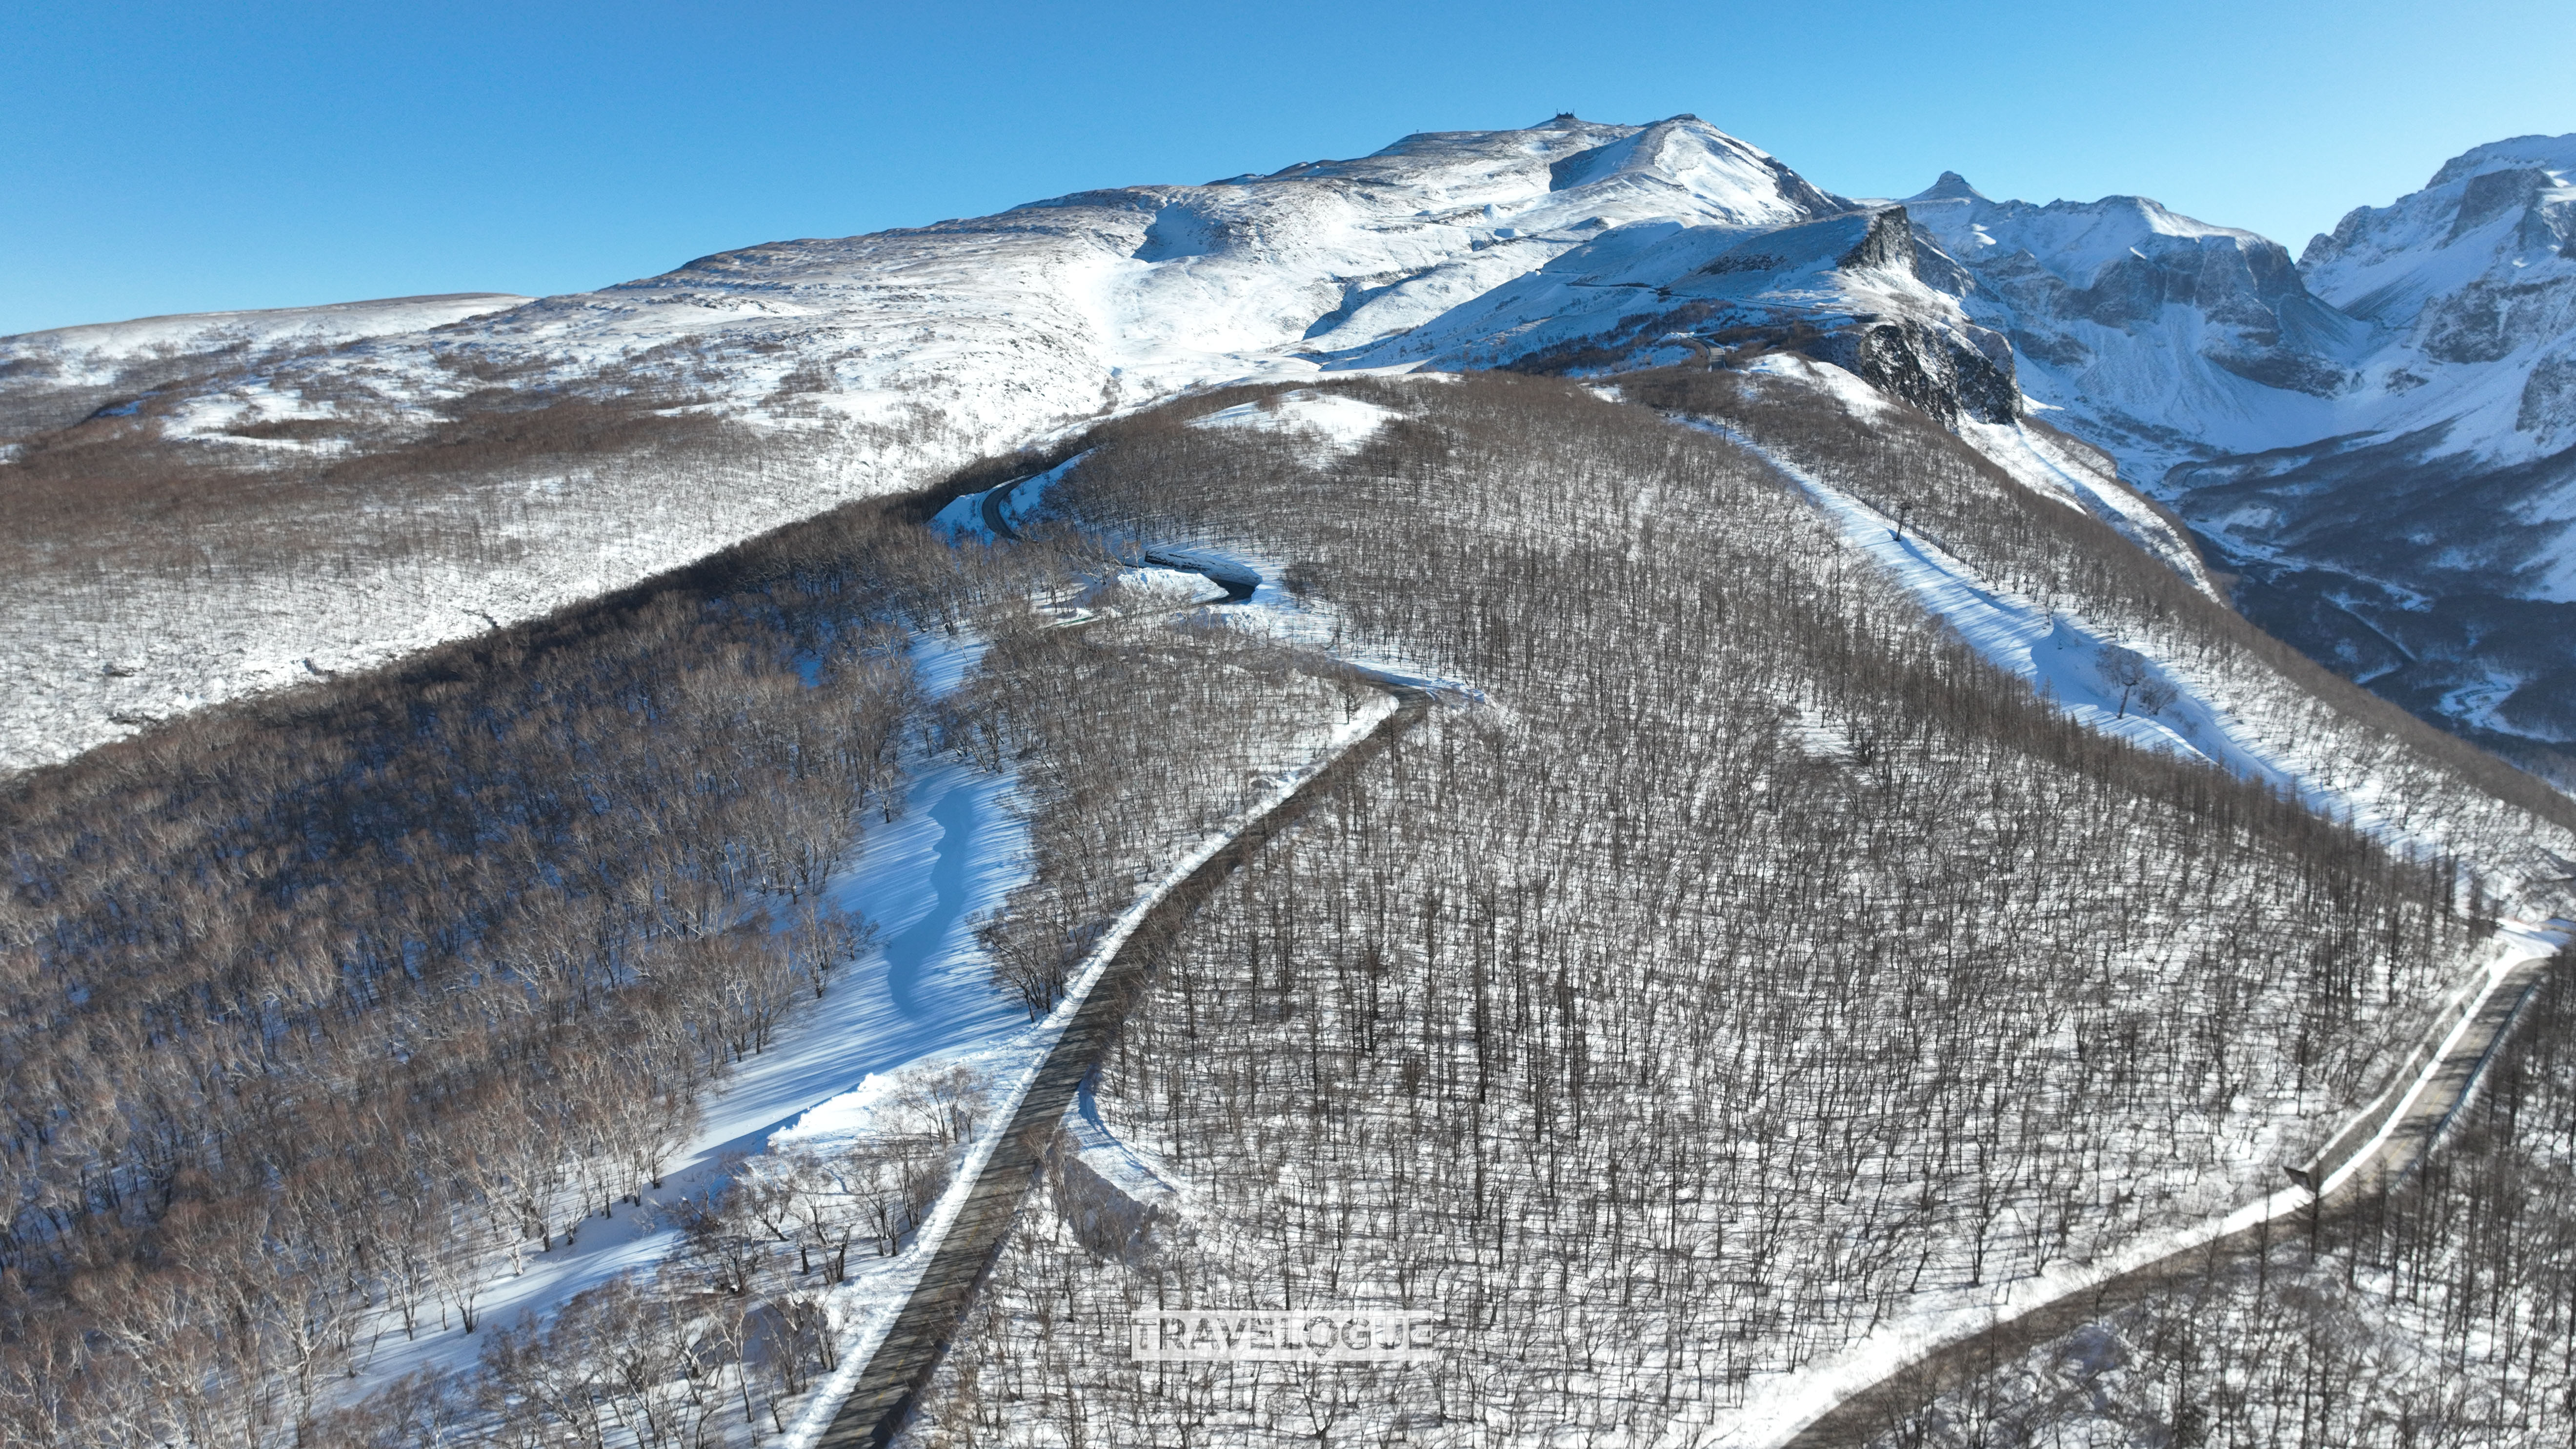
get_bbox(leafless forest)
[901,374,2563,1446]
[0,478,1018,1443]
[1863,965,2576,1448]
[1,361,2568,1448]
[0,387,1383,1444]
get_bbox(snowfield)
[10,119,2572,777]
[0,293,531,391]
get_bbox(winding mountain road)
[1779,931,2563,1448]
[807,478,1430,1447]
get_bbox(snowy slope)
[1896,176,2358,476]
[0,293,530,389]
[1873,140,2576,776]
[33,116,1852,456]
[0,116,1886,771]
[0,293,529,439]
[8,119,2574,779]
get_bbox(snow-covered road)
[794,481,1440,1447]
[1682,403,2576,1447]
[1768,917,2567,1449]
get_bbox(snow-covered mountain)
[2170,138,2576,775]
[0,293,527,434]
[1898,176,2362,465]
[4,117,2571,782]
[3,116,2170,771]
[6,117,1877,449]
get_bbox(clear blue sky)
[4,0,2570,336]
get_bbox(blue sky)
[4,0,2569,335]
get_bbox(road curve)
[979,465,1260,603]
[812,480,1430,1447]
[1779,941,2559,1448]
[965,463,2562,1449]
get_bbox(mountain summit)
[2,119,2572,780]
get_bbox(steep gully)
[797,473,1434,1447]
[816,454,2560,1448]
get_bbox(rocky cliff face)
[2173,137,2576,780]
[1851,140,2576,783]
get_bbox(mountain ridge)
[2,116,2570,783]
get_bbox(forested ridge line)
[897,370,2553,1448]
[1622,363,2576,868]
[800,462,1461,1444]
[0,458,1076,1444]
[0,382,1409,1445]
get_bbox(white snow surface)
[0,293,530,388]
[49,114,1849,455]
[1189,389,1395,456]
[11,115,2572,792]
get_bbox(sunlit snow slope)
[5,118,2573,779]
[1866,138,2576,779]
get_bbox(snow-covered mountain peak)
[1933,190,2279,289]
[1909,172,1989,203]
[2427,133,2576,190]
[2300,132,2576,325]
[1537,114,1850,224]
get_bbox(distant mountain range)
[4,116,2570,782]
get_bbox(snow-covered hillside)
[0,293,528,435]
[4,116,1856,457]
[6,118,2572,781]
[0,116,1893,770]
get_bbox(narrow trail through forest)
[797,472,1435,1447]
